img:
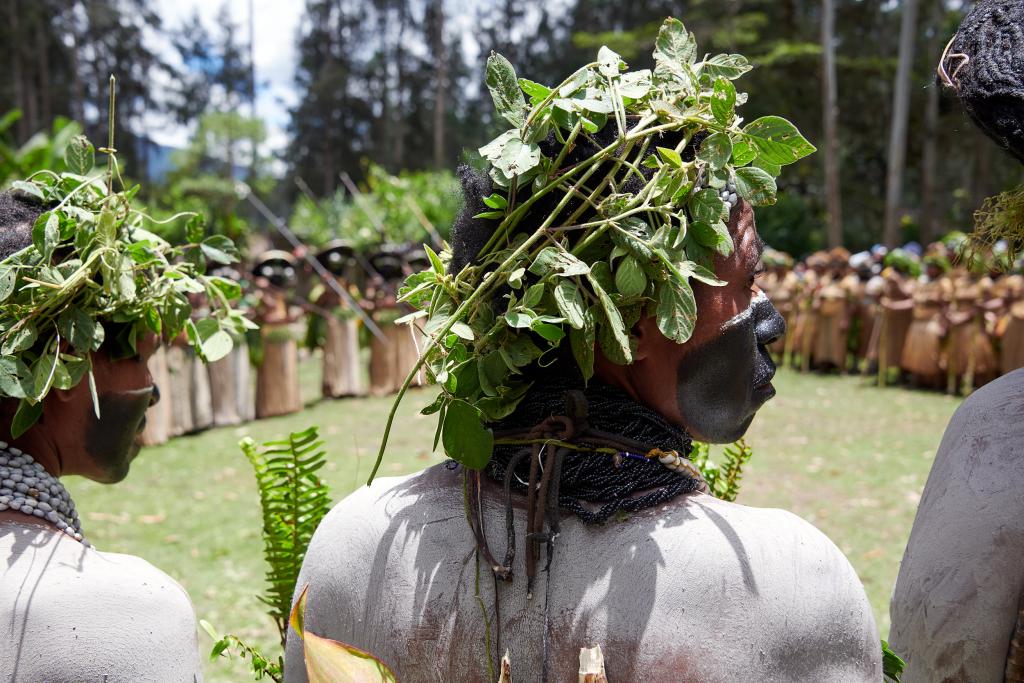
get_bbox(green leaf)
[734,166,778,206]
[690,220,733,255]
[473,210,505,220]
[504,311,534,329]
[618,69,652,99]
[655,18,697,68]
[569,310,596,382]
[450,322,475,340]
[518,78,551,104]
[523,282,545,308]
[57,308,101,351]
[481,193,508,210]
[656,278,698,343]
[529,247,590,277]
[2,324,37,355]
[553,279,586,329]
[597,46,625,77]
[614,256,647,297]
[688,188,728,224]
[742,116,816,166]
[10,399,42,438]
[711,78,736,125]
[656,147,682,168]
[64,135,95,175]
[730,137,757,166]
[0,264,16,302]
[697,133,733,170]
[441,400,493,470]
[200,235,239,265]
[486,52,527,128]
[678,261,726,287]
[586,273,632,363]
[531,321,564,342]
[423,244,445,275]
[702,54,753,80]
[11,180,43,201]
[32,212,59,259]
[0,356,30,398]
[201,330,234,362]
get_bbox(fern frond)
[690,438,754,502]
[241,426,333,648]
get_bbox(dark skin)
[0,334,158,485]
[595,200,784,442]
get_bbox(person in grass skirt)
[253,250,303,418]
[899,254,952,388]
[312,240,365,399]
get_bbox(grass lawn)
[63,362,962,682]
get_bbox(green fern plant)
[690,438,754,502]
[243,426,333,643]
[203,426,334,681]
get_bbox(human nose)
[149,382,160,407]
[754,294,786,347]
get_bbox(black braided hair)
[948,0,1024,163]
[0,190,45,260]
[486,367,702,525]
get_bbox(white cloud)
[150,0,299,160]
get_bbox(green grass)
[63,362,961,681]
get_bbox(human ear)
[632,315,662,362]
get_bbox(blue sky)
[152,0,299,156]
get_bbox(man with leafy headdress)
[0,136,252,680]
[288,19,880,682]
[889,1,1024,679]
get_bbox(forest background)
[1,0,1022,257]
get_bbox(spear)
[238,182,387,342]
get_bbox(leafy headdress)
[370,18,814,481]
[0,135,254,438]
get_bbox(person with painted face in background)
[286,22,880,682]
[0,169,251,679]
[253,250,303,418]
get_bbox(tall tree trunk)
[919,0,944,244]
[883,0,919,247]
[69,8,86,126]
[431,0,447,169]
[8,0,28,140]
[248,0,258,179]
[821,0,843,248]
[34,8,52,130]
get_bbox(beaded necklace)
[0,444,88,546]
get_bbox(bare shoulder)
[0,519,202,681]
[649,495,882,679]
[890,370,1024,682]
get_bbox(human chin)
[674,298,773,443]
[84,387,153,483]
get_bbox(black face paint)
[84,386,155,483]
[674,292,785,443]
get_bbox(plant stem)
[106,76,116,194]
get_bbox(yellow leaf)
[290,584,397,683]
[304,632,397,683]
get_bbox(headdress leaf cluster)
[0,135,255,437]
[370,18,814,480]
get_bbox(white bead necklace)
[0,444,88,546]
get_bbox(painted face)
[603,201,785,443]
[85,385,156,482]
[82,335,159,483]
[674,290,784,443]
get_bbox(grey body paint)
[286,465,880,682]
[676,291,785,443]
[890,369,1024,682]
[85,386,154,483]
[0,515,203,681]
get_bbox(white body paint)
[890,369,1024,682]
[286,464,880,682]
[0,515,203,682]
